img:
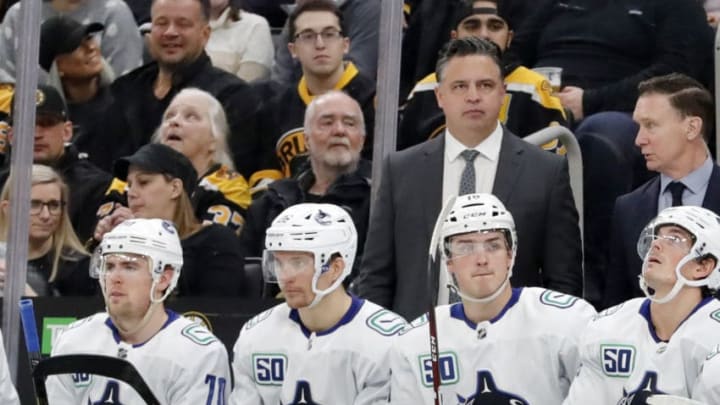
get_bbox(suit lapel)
[420,135,445,238]
[702,164,720,213]
[492,129,524,201]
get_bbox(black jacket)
[77,52,259,177]
[511,0,713,115]
[240,160,372,282]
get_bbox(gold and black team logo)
[276,127,307,177]
[182,311,212,332]
[35,88,46,107]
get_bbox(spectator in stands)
[78,0,258,178]
[605,73,720,307]
[1,85,111,241]
[0,164,94,297]
[39,16,115,147]
[93,143,246,296]
[399,0,567,151]
[100,88,251,236]
[400,0,532,101]
[240,91,370,284]
[271,0,380,85]
[251,0,375,189]
[206,0,274,82]
[0,0,142,81]
[356,37,582,321]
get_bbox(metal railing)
[523,126,584,237]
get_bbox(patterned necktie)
[459,149,480,195]
[667,181,685,207]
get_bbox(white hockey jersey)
[691,343,720,403]
[230,295,406,405]
[564,297,720,405]
[47,310,230,405]
[390,287,596,404]
[0,329,20,405]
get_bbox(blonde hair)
[0,164,88,282]
[171,182,202,239]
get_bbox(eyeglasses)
[294,29,343,44]
[30,199,65,216]
[445,239,507,257]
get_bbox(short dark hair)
[435,37,504,82]
[151,0,211,22]
[287,0,345,44]
[638,73,714,141]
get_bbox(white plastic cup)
[533,67,563,93]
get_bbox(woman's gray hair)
[153,87,236,171]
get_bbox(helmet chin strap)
[639,255,694,304]
[446,260,514,305]
[305,270,345,309]
[448,275,510,304]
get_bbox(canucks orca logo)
[618,372,665,405]
[283,380,322,405]
[89,381,123,404]
[456,371,529,404]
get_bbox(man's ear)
[62,120,73,142]
[695,256,716,280]
[686,116,702,141]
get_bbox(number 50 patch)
[601,345,636,377]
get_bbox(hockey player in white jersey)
[692,344,720,403]
[47,218,230,404]
[0,329,20,405]
[229,203,406,404]
[390,193,596,404]
[564,206,720,405]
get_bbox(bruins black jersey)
[399,66,568,153]
[250,62,376,189]
[98,163,251,235]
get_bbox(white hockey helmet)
[263,203,357,307]
[263,203,357,306]
[441,193,517,303]
[637,205,720,303]
[96,218,183,303]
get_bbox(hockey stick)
[18,299,44,404]
[32,354,161,405]
[426,195,457,405]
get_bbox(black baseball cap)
[9,84,69,124]
[113,144,198,196]
[452,1,514,30]
[40,16,104,71]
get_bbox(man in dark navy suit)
[604,73,720,307]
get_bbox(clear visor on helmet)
[636,225,694,259]
[262,250,315,284]
[444,230,509,258]
[94,252,151,278]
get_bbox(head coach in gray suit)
[355,37,583,321]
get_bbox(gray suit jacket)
[356,129,583,320]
